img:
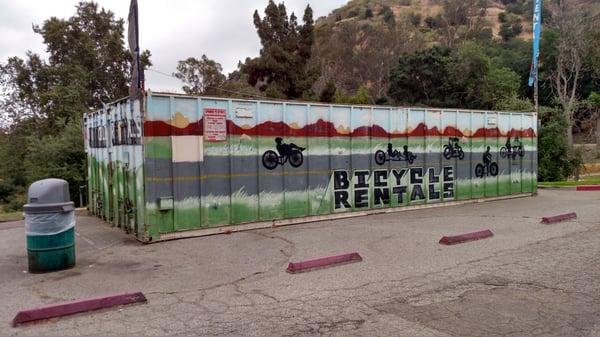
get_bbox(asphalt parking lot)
[1,188,600,337]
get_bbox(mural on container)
[139,94,537,239]
[85,99,144,236]
[85,93,537,241]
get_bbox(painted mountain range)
[144,118,536,138]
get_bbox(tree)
[314,16,425,101]
[24,117,87,204]
[1,1,151,128]
[241,1,318,99]
[499,22,515,41]
[449,43,490,108]
[0,1,151,206]
[538,107,582,181]
[437,0,488,48]
[319,80,336,103]
[174,55,226,96]
[547,0,600,147]
[380,5,396,26]
[334,85,371,104]
[388,47,455,107]
[485,67,520,107]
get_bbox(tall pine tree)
[242,1,318,99]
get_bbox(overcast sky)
[0,0,347,93]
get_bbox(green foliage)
[334,85,371,105]
[174,55,226,96]
[499,22,516,41]
[587,92,600,105]
[511,21,523,36]
[485,67,520,106]
[506,1,526,15]
[380,5,396,26]
[0,1,150,208]
[389,42,522,110]
[242,1,318,99]
[319,80,337,103]
[388,47,454,107]
[0,180,15,203]
[24,118,86,207]
[498,12,508,23]
[496,95,534,112]
[407,12,422,27]
[3,190,26,212]
[538,107,582,181]
[424,15,441,29]
[353,86,371,104]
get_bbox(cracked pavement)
[1,189,600,336]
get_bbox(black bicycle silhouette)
[375,143,417,165]
[443,137,465,160]
[500,136,524,159]
[475,146,498,178]
[262,137,305,170]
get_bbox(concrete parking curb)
[541,212,577,224]
[576,185,600,191]
[287,252,363,274]
[439,229,494,245]
[12,291,147,327]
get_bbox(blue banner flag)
[528,0,543,87]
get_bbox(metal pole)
[79,185,85,208]
[534,72,539,114]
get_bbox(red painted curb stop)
[541,212,577,224]
[439,229,494,245]
[576,185,600,191]
[287,252,363,274]
[12,291,147,327]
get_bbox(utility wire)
[147,68,276,101]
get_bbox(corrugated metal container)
[84,92,537,242]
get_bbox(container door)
[408,109,426,206]
[484,111,499,197]
[330,106,351,213]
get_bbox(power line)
[147,68,274,101]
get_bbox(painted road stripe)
[12,292,147,327]
[286,252,363,274]
[439,229,494,245]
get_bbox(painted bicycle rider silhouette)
[275,137,305,157]
[387,143,410,159]
[449,137,460,147]
[506,136,521,150]
[483,146,492,166]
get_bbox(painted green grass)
[0,211,23,222]
[145,187,332,235]
[455,173,536,200]
[144,173,537,238]
[144,135,537,158]
[538,175,600,187]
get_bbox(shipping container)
[84,91,538,242]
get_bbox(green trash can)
[23,179,76,273]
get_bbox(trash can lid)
[24,202,75,214]
[23,179,74,213]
